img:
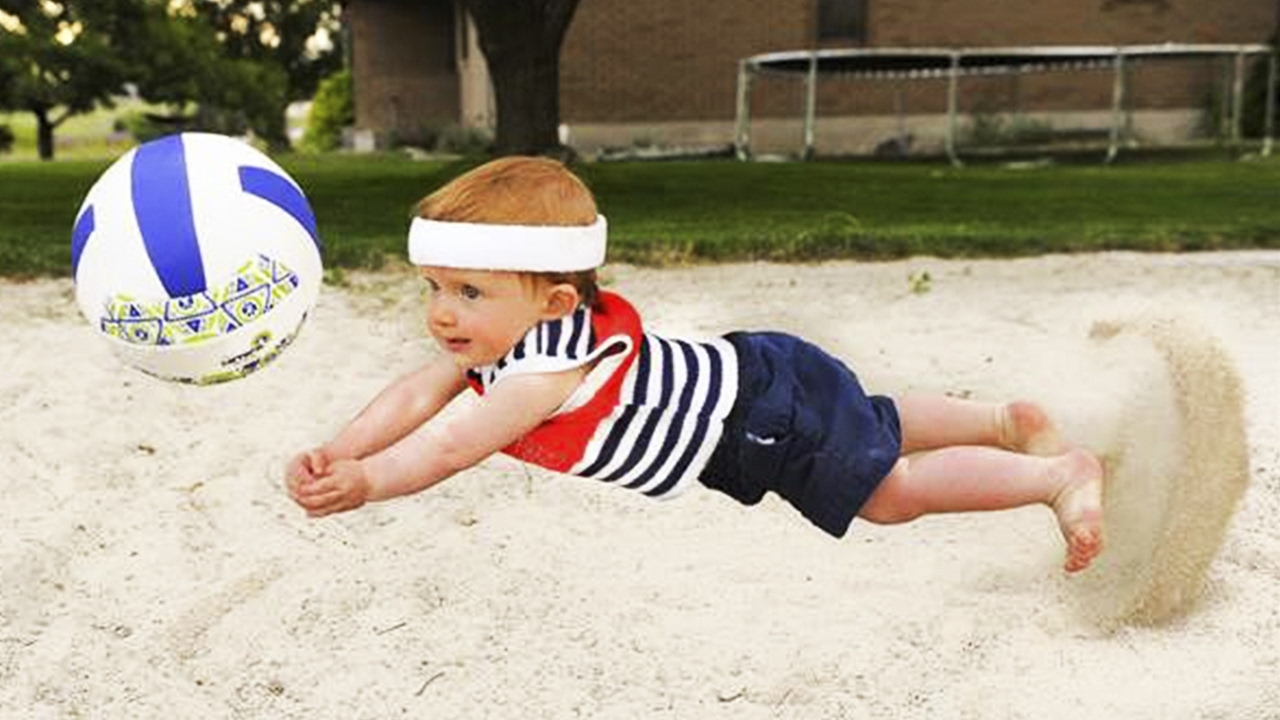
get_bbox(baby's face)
[418,266,552,369]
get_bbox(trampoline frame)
[733,43,1276,164]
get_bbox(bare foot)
[1049,449,1106,573]
[1001,401,1068,456]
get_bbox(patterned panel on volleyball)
[101,254,301,346]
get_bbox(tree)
[459,0,584,157]
[133,5,288,142]
[0,0,154,160]
[0,0,283,160]
[0,1,339,159]
[190,0,344,150]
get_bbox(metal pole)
[734,59,753,161]
[1265,50,1276,157]
[894,83,907,140]
[1219,56,1231,140]
[1106,49,1126,164]
[946,51,963,167]
[803,53,818,160]
[1231,50,1246,146]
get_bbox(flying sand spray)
[1060,309,1249,627]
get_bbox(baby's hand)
[284,447,329,491]
[288,458,371,517]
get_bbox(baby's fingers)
[305,491,365,517]
[294,486,349,514]
[286,470,313,495]
[286,449,328,487]
[290,474,337,500]
[307,448,330,476]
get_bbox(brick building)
[346,0,1277,154]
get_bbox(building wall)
[560,0,810,123]
[855,0,1276,118]
[349,0,1277,152]
[875,0,1269,47]
[347,0,459,146]
[560,0,1276,124]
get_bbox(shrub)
[301,69,353,152]
[118,106,256,145]
[433,123,492,155]
[1241,40,1277,139]
[120,111,189,143]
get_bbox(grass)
[1,101,153,162]
[583,154,1280,261]
[3,149,1280,279]
[1,98,310,160]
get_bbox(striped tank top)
[465,291,738,498]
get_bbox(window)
[817,0,867,43]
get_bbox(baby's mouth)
[443,338,471,352]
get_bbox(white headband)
[407,215,607,271]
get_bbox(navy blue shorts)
[698,331,902,538]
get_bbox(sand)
[1,251,1277,719]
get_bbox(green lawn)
[3,151,1279,278]
[1,98,310,162]
[1,101,153,162]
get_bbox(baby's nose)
[429,302,456,327]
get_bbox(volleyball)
[70,132,323,384]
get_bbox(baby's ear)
[541,283,581,320]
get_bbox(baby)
[286,156,1104,572]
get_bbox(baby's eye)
[460,285,482,300]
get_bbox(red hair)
[417,156,597,226]
[417,157,601,306]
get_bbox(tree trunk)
[487,42,561,155]
[34,107,55,161]
[462,0,582,157]
[260,97,292,153]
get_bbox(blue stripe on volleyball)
[70,205,95,277]
[132,134,207,298]
[238,166,321,250]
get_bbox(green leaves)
[0,0,342,157]
[300,68,352,152]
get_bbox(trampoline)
[733,43,1276,163]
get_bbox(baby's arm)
[324,357,469,462]
[291,366,585,516]
[284,357,464,497]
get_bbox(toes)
[1065,528,1103,572]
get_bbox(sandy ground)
[1,251,1277,720]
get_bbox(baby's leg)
[860,447,1104,572]
[895,394,1065,456]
